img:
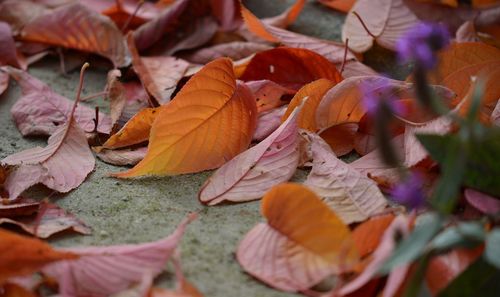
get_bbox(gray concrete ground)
[0,1,403,296]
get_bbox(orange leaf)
[103,107,160,150]
[114,58,257,177]
[352,213,396,258]
[237,183,358,292]
[0,229,77,283]
[282,79,336,131]
[240,4,279,42]
[20,3,130,67]
[240,47,342,91]
[319,123,358,156]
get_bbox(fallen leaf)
[0,203,91,238]
[0,228,78,284]
[342,0,419,53]
[2,66,95,199]
[240,3,356,64]
[114,81,151,129]
[338,215,410,296]
[318,0,356,13]
[456,21,481,43]
[283,79,337,132]
[237,183,358,292]
[105,69,127,129]
[114,58,257,177]
[0,0,49,35]
[0,282,37,297]
[253,105,287,141]
[315,76,455,130]
[199,105,301,205]
[103,107,159,150]
[6,67,112,136]
[210,0,242,31]
[352,213,396,258]
[0,22,26,69]
[342,60,379,78]
[181,42,272,65]
[0,198,39,218]
[20,3,131,67]
[425,247,483,295]
[304,132,387,224]
[0,70,8,96]
[464,188,500,215]
[100,0,162,30]
[319,123,358,156]
[246,79,295,113]
[240,47,342,91]
[491,100,500,126]
[127,34,190,105]
[96,146,148,166]
[41,213,196,296]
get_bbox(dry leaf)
[246,79,295,113]
[199,106,301,205]
[283,78,337,132]
[464,188,500,215]
[20,3,131,67]
[318,0,356,13]
[0,198,39,218]
[319,123,358,156]
[304,132,387,224]
[0,229,78,284]
[127,34,189,105]
[0,22,26,69]
[240,47,342,91]
[114,58,257,177]
[237,183,358,292]
[342,0,419,53]
[6,67,112,136]
[41,214,196,296]
[0,0,49,34]
[181,42,272,65]
[103,107,159,150]
[253,106,288,141]
[352,213,396,258]
[0,70,8,96]
[0,203,91,238]
[210,0,242,31]
[96,146,147,166]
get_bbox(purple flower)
[360,77,404,117]
[396,22,450,69]
[391,172,426,210]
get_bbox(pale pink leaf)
[20,3,131,67]
[246,80,295,113]
[403,115,453,167]
[6,68,112,136]
[0,70,8,96]
[210,0,242,31]
[237,223,335,292]
[162,16,218,56]
[341,60,378,78]
[456,21,480,43]
[199,107,300,205]
[96,147,147,166]
[338,215,410,296]
[464,188,500,215]
[2,93,95,199]
[253,105,288,141]
[0,203,91,238]
[41,214,196,297]
[181,42,272,65]
[342,0,419,53]
[303,132,387,224]
[106,69,127,128]
[0,0,49,34]
[0,21,26,69]
[350,136,404,188]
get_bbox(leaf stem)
[339,38,349,76]
[352,11,377,38]
[121,0,145,32]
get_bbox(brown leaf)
[20,3,131,67]
[181,42,272,65]
[0,22,26,69]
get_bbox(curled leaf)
[253,105,287,141]
[96,146,147,166]
[237,183,358,292]
[114,58,257,177]
[20,3,130,67]
[246,79,295,113]
[199,105,301,205]
[0,22,26,69]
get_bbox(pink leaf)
[456,21,480,43]
[181,42,272,65]
[0,70,8,96]
[341,60,378,78]
[403,115,453,167]
[303,132,387,224]
[253,105,287,141]
[41,213,197,297]
[6,68,111,136]
[0,203,91,238]
[96,147,147,166]
[464,188,500,215]
[0,22,26,69]
[199,107,300,205]
[337,215,410,296]
[491,99,500,126]
[0,198,39,218]
[245,80,295,113]
[210,0,242,31]
[342,0,419,53]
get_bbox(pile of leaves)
[1,0,500,296]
